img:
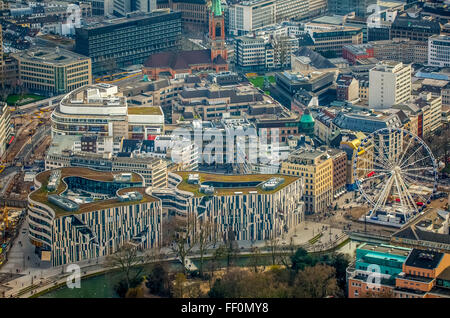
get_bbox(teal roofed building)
[354,243,411,276]
[299,108,315,136]
[346,243,412,297]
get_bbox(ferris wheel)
[354,128,438,226]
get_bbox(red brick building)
[342,44,374,64]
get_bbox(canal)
[40,240,357,298]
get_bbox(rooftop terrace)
[172,172,299,197]
[29,168,151,217]
[127,106,163,115]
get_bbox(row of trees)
[208,248,350,298]
[105,211,351,298]
[106,237,350,298]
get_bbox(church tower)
[209,0,227,62]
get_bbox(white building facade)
[369,61,412,109]
[228,0,276,36]
[428,35,450,68]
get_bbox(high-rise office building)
[157,0,210,33]
[113,0,157,16]
[328,0,377,18]
[11,46,92,95]
[227,0,276,36]
[75,10,182,74]
[275,0,308,22]
[369,61,412,109]
[428,35,450,68]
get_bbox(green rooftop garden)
[173,172,299,197]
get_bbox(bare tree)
[248,246,262,273]
[206,244,226,288]
[167,216,197,274]
[277,237,296,269]
[265,234,280,266]
[196,220,218,277]
[224,229,239,271]
[105,242,146,290]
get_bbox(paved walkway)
[0,220,348,298]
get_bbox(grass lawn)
[7,94,45,106]
[128,106,162,115]
[248,76,275,89]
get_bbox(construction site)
[0,107,52,267]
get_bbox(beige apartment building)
[371,38,428,64]
[359,79,369,101]
[304,24,363,56]
[281,148,333,214]
[11,46,92,95]
[416,92,443,135]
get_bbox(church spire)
[212,0,222,16]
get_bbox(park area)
[6,94,45,106]
[246,74,275,95]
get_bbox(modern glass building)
[75,10,182,74]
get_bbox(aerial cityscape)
[0,0,449,303]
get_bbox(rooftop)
[127,106,162,115]
[11,46,90,65]
[29,168,149,217]
[172,172,299,197]
[358,243,412,257]
[82,10,176,30]
[404,248,444,270]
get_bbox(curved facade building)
[51,83,164,139]
[28,167,162,266]
[149,171,305,241]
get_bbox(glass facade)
[75,11,182,74]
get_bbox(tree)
[208,268,291,298]
[277,237,298,282]
[173,273,187,298]
[125,286,144,298]
[265,234,280,266]
[166,216,197,274]
[196,220,218,278]
[248,246,262,273]
[292,264,340,298]
[105,242,146,294]
[290,247,317,272]
[186,281,203,298]
[205,244,227,288]
[320,253,350,293]
[145,262,171,297]
[224,229,239,271]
